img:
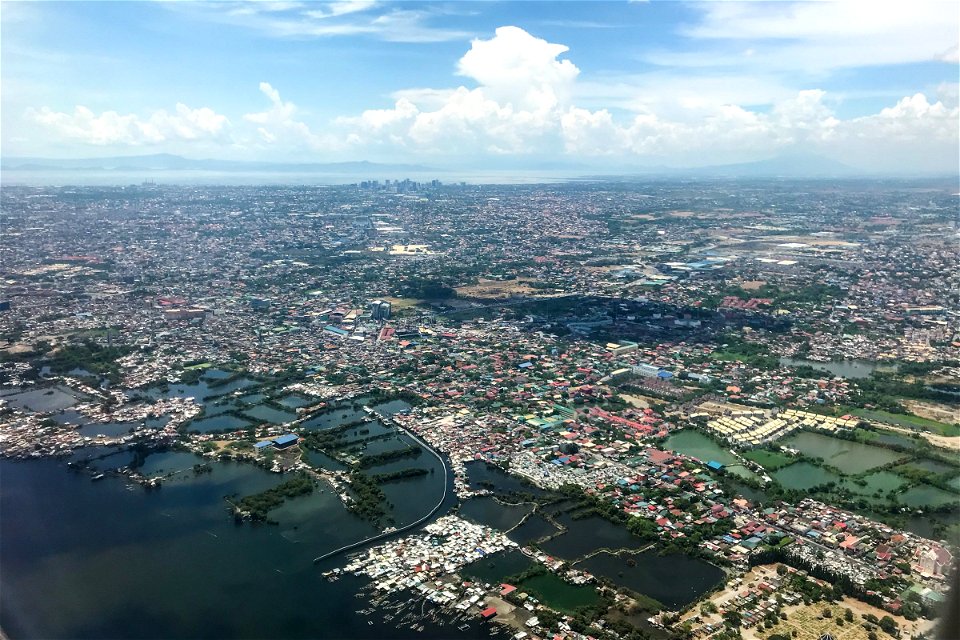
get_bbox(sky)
[2,0,958,173]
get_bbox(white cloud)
[659,2,959,72]
[330,25,957,171]
[168,2,469,43]
[338,27,575,154]
[457,26,579,111]
[242,82,342,151]
[28,103,230,146]
[20,25,959,172]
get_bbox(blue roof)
[254,441,272,449]
[273,434,299,445]
[707,461,724,469]
[518,361,534,368]
[323,325,349,336]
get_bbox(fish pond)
[575,550,725,610]
[772,462,841,491]
[781,431,905,474]
[663,431,756,479]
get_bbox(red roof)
[480,607,497,618]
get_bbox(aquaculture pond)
[663,430,756,479]
[243,405,296,425]
[465,461,547,497]
[135,451,206,477]
[78,422,140,438]
[458,496,533,532]
[507,514,560,546]
[772,462,841,491]
[781,431,905,474]
[6,386,81,412]
[278,395,313,409]
[862,431,921,449]
[835,472,908,504]
[517,572,600,614]
[461,549,533,585]
[576,550,725,610]
[899,484,959,508]
[897,459,958,476]
[186,415,252,433]
[540,512,648,560]
[778,358,897,379]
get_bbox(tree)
[722,609,742,629]
[878,615,898,636]
[844,608,854,622]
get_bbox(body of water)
[459,497,533,532]
[0,446,479,640]
[187,415,252,433]
[781,431,905,474]
[663,431,757,480]
[77,422,140,437]
[772,462,841,490]
[461,549,534,585]
[576,550,724,610]
[779,357,898,379]
[540,513,648,560]
[507,514,559,546]
[517,573,600,614]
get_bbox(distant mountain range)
[1,153,438,174]
[1,152,933,178]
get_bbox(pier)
[313,409,450,564]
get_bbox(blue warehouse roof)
[273,434,299,446]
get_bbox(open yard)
[743,449,795,470]
[455,278,543,299]
[749,598,934,640]
[851,407,959,437]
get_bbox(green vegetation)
[357,445,422,468]
[372,467,429,483]
[236,474,314,522]
[847,407,959,436]
[346,470,390,525]
[41,340,134,383]
[743,449,795,470]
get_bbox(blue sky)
[2,1,958,172]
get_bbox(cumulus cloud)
[457,26,579,111]
[243,82,333,149]
[330,26,957,171]
[22,25,959,172]
[28,103,230,146]
[339,26,575,154]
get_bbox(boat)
[91,473,105,481]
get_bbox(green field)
[849,408,960,437]
[743,449,795,470]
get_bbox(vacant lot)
[456,278,542,299]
